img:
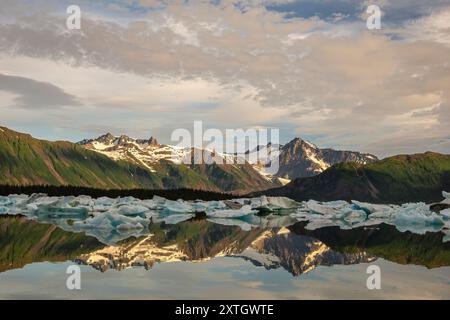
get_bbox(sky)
[0,0,449,157]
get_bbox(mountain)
[78,132,279,193]
[0,126,276,193]
[0,126,162,189]
[260,152,450,203]
[79,133,377,188]
[273,138,378,180]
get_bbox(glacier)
[0,191,449,244]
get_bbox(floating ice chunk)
[93,197,115,211]
[392,202,444,234]
[207,205,255,218]
[442,191,450,205]
[140,199,156,210]
[440,208,450,218]
[306,200,347,216]
[443,234,450,243]
[265,196,298,209]
[343,210,367,224]
[248,196,299,212]
[351,200,394,215]
[192,201,208,212]
[72,195,94,207]
[116,205,149,216]
[116,196,139,205]
[223,200,243,210]
[162,199,194,214]
[0,196,13,206]
[152,195,167,207]
[201,200,227,211]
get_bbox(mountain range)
[0,126,378,194]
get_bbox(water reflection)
[1,215,449,276]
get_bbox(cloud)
[0,0,448,157]
[0,73,80,108]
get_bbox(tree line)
[0,184,237,201]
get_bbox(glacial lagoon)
[0,193,449,299]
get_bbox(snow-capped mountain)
[78,133,279,193]
[78,133,378,188]
[274,138,378,180]
[79,133,244,172]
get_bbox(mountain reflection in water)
[1,215,449,276]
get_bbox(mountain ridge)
[0,126,276,193]
[79,132,378,182]
[258,151,450,203]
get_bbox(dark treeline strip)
[0,185,237,201]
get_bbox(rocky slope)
[274,138,378,179]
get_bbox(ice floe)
[1,191,450,244]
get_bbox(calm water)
[0,214,449,299]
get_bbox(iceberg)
[442,191,450,205]
[2,191,450,243]
[440,208,450,218]
[116,205,150,216]
[161,199,194,214]
[207,205,255,218]
[305,200,347,216]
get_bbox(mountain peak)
[283,137,317,150]
[96,132,115,142]
[148,136,158,146]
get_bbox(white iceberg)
[161,199,194,214]
[442,191,450,205]
[440,208,450,218]
[207,205,255,218]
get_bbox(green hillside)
[0,126,274,193]
[262,152,450,203]
[0,126,162,188]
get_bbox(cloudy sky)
[0,0,449,157]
